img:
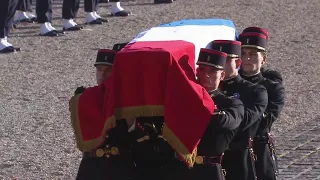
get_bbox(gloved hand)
[74,86,86,95]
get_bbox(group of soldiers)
[0,0,175,53]
[72,26,285,180]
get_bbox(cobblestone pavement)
[275,117,320,180]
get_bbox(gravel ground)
[0,0,319,179]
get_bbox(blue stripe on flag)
[158,19,236,29]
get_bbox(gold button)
[111,147,119,155]
[95,149,104,157]
[195,156,204,164]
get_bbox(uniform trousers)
[0,0,19,38]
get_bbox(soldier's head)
[112,42,129,51]
[242,27,269,40]
[94,49,117,84]
[211,40,242,79]
[196,48,227,91]
[238,32,267,76]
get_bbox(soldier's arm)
[210,95,244,130]
[241,85,268,130]
[265,82,285,126]
[261,67,283,83]
[74,86,86,95]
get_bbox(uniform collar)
[222,74,242,85]
[220,74,243,92]
[241,72,264,84]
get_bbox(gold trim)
[114,105,164,119]
[162,123,197,167]
[70,96,164,152]
[96,149,104,157]
[241,45,265,51]
[227,54,239,58]
[70,96,197,167]
[195,156,204,164]
[196,62,224,69]
[137,135,150,143]
[110,147,119,155]
[69,95,117,152]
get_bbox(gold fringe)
[162,123,197,168]
[70,98,197,167]
[114,105,164,119]
[69,95,116,152]
[70,97,164,152]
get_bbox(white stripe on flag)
[130,25,236,68]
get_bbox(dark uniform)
[261,67,283,84]
[162,49,244,180]
[242,27,283,84]
[129,116,175,180]
[191,49,244,180]
[109,0,131,16]
[211,40,268,180]
[16,0,36,22]
[239,32,285,180]
[0,0,19,53]
[36,0,53,24]
[17,0,33,13]
[75,49,135,180]
[62,0,80,21]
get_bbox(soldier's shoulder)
[261,67,283,83]
[241,79,266,91]
[263,78,284,89]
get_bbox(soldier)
[75,49,135,180]
[189,48,245,180]
[129,116,174,180]
[242,27,283,83]
[109,0,131,16]
[238,32,285,180]
[0,0,20,53]
[36,0,65,36]
[161,49,244,180]
[15,0,37,23]
[211,40,268,180]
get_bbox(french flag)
[70,19,238,167]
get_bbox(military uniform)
[261,67,283,84]
[129,116,175,180]
[75,49,135,180]
[239,31,285,180]
[211,40,268,180]
[16,0,36,23]
[191,49,245,180]
[35,0,53,24]
[242,27,283,84]
[0,0,19,53]
[162,49,245,180]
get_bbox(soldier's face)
[224,57,242,77]
[196,65,225,91]
[241,48,266,74]
[96,65,113,84]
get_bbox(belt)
[228,137,253,150]
[254,133,273,144]
[83,145,120,158]
[194,154,223,165]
